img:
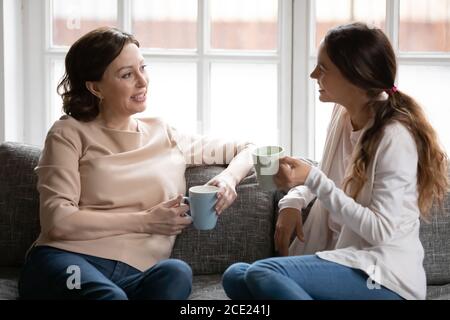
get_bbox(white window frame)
[18,0,294,155]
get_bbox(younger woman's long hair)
[325,22,448,220]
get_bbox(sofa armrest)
[0,142,41,267]
[172,165,277,275]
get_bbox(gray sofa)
[0,141,449,300]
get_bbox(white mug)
[252,146,284,191]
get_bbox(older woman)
[18,27,254,300]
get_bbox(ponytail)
[344,90,448,220]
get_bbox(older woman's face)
[96,43,148,117]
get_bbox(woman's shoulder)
[377,121,418,159]
[135,116,167,127]
[382,121,415,143]
[49,115,87,132]
[46,115,93,144]
[136,117,174,135]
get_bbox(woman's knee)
[222,263,249,285]
[158,259,192,282]
[222,263,251,300]
[156,259,193,299]
[245,262,275,285]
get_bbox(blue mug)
[183,185,219,230]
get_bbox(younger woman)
[222,22,448,300]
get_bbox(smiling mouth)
[131,93,146,102]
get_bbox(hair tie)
[386,85,398,95]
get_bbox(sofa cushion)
[0,268,20,300]
[172,166,275,275]
[0,142,41,267]
[420,176,450,285]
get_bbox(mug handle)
[182,196,191,216]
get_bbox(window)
[311,0,450,160]
[23,0,291,152]
[10,1,450,160]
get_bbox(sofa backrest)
[172,165,275,274]
[0,142,276,274]
[419,175,450,286]
[0,142,41,266]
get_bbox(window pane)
[210,63,278,146]
[315,0,386,49]
[398,65,450,153]
[314,84,334,161]
[210,0,278,50]
[50,59,65,127]
[399,0,450,52]
[132,0,197,49]
[52,0,117,47]
[137,63,197,134]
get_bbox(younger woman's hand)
[274,157,312,192]
[275,208,305,256]
[207,176,237,215]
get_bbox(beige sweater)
[34,115,250,271]
[280,105,426,300]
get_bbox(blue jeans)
[18,245,192,300]
[222,255,404,300]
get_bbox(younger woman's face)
[310,42,363,106]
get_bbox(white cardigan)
[279,105,426,300]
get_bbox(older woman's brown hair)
[57,27,140,122]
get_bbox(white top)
[325,118,363,248]
[279,105,426,300]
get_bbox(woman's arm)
[206,143,255,214]
[167,124,255,214]
[277,124,419,246]
[277,158,319,212]
[210,142,254,186]
[48,197,192,241]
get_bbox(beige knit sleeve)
[166,124,253,167]
[35,127,82,234]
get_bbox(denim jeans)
[222,255,404,300]
[18,245,192,300]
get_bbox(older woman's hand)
[274,157,312,192]
[207,175,237,215]
[142,195,192,235]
